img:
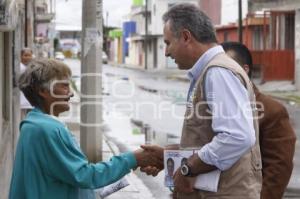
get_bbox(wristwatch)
[181,163,192,176]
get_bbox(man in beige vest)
[141,3,262,198]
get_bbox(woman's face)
[21,51,33,65]
[40,78,73,116]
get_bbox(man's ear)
[243,64,250,75]
[181,29,192,43]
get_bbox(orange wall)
[216,27,255,49]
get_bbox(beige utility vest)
[178,53,262,199]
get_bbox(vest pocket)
[251,147,262,171]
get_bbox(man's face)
[42,78,74,116]
[21,51,33,65]
[167,159,174,175]
[163,21,189,70]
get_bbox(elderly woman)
[9,59,161,199]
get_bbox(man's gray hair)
[19,59,71,109]
[162,3,217,44]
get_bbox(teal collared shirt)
[9,108,136,199]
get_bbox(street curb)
[285,187,300,195]
[267,93,300,106]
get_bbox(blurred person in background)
[20,47,33,118]
[221,41,296,199]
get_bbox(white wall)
[127,40,144,67]
[221,0,248,25]
[157,37,166,69]
[149,0,198,69]
[150,0,198,35]
[36,23,48,37]
[131,12,146,34]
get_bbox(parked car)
[55,52,65,61]
[59,39,81,58]
[102,52,108,64]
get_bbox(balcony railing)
[35,12,55,22]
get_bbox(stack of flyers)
[164,150,221,192]
[95,177,129,198]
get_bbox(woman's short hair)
[18,59,72,108]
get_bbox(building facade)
[34,0,55,58]
[0,0,55,197]
[248,0,300,90]
[0,0,23,197]
[198,0,248,25]
[125,0,198,70]
[199,0,299,84]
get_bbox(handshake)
[132,145,166,176]
[132,144,200,194]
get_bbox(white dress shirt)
[187,45,255,171]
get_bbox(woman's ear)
[38,88,49,99]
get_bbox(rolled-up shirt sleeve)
[198,67,256,171]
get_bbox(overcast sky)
[55,0,242,30]
[56,0,133,29]
[103,0,132,27]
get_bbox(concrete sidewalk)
[102,138,156,199]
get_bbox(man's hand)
[187,153,216,175]
[140,166,161,176]
[173,168,196,193]
[137,145,164,176]
[141,144,164,160]
[133,148,163,171]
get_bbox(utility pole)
[33,0,36,41]
[25,0,34,48]
[25,0,28,47]
[106,11,109,27]
[81,0,103,162]
[238,0,243,43]
[144,0,148,70]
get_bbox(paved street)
[65,59,300,198]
